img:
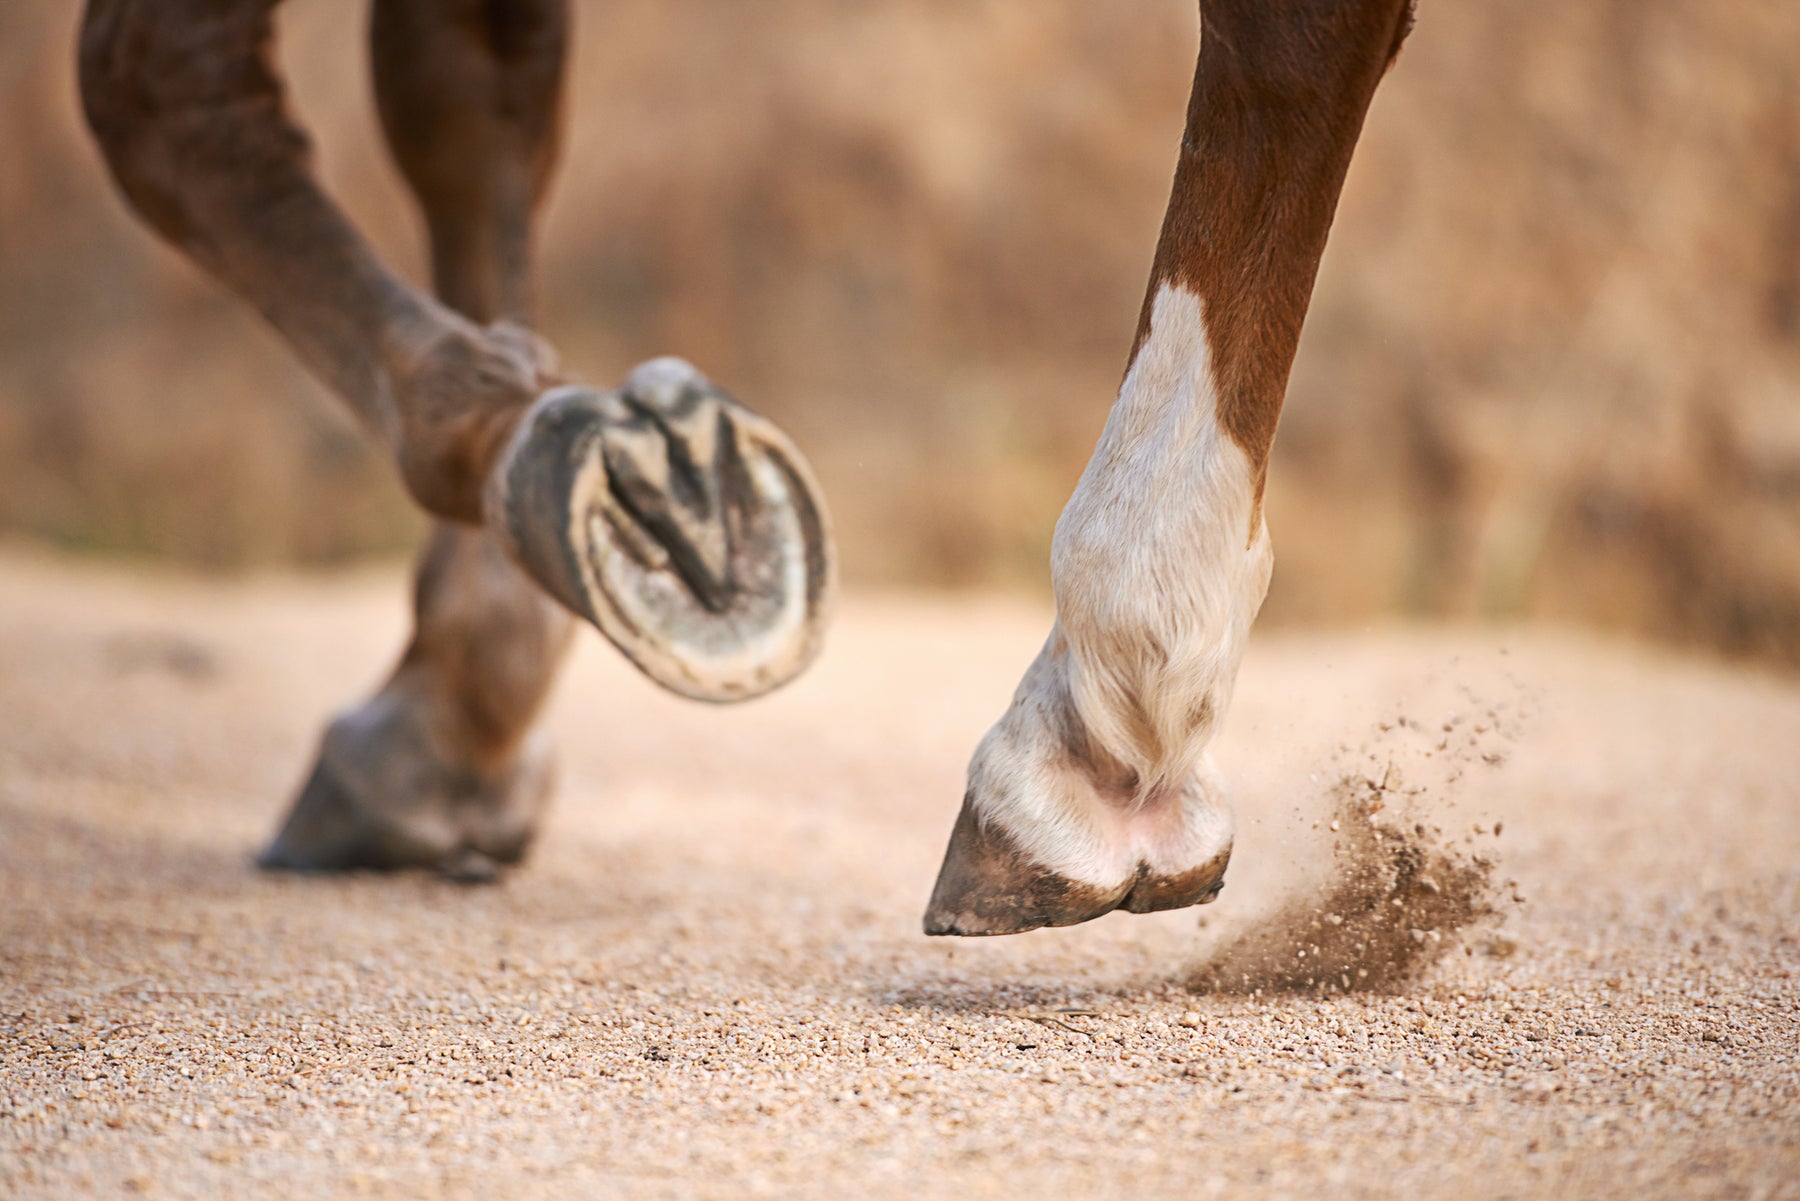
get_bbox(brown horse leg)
[78,0,834,711]
[261,528,572,878]
[258,0,576,877]
[77,0,551,523]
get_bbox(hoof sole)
[489,358,834,703]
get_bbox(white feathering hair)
[1049,282,1273,803]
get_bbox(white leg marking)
[965,283,1272,887]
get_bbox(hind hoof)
[258,697,552,880]
[488,357,835,703]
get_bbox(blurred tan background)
[2,0,1796,665]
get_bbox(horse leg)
[78,0,832,719]
[925,0,1416,934]
[257,0,577,877]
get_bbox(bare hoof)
[488,357,835,702]
[921,795,1231,937]
[922,800,1131,935]
[257,698,553,880]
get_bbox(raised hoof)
[257,701,552,881]
[921,798,1231,937]
[488,357,835,703]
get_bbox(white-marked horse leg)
[925,0,1416,934]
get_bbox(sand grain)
[1,553,1796,1199]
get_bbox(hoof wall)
[922,797,1232,936]
[258,706,550,881]
[921,801,1132,936]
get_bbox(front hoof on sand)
[257,704,552,882]
[921,799,1133,936]
[921,797,1232,937]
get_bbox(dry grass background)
[2,0,1797,663]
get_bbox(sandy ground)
[1,549,1796,1200]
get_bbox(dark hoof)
[922,800,1130,936]
[488,357,835,703]
[1117,860,1230,913]
[258,700,552,881]
[439,849,504,885]
[921,797,1232,937]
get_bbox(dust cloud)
[1192,698,1525,995]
